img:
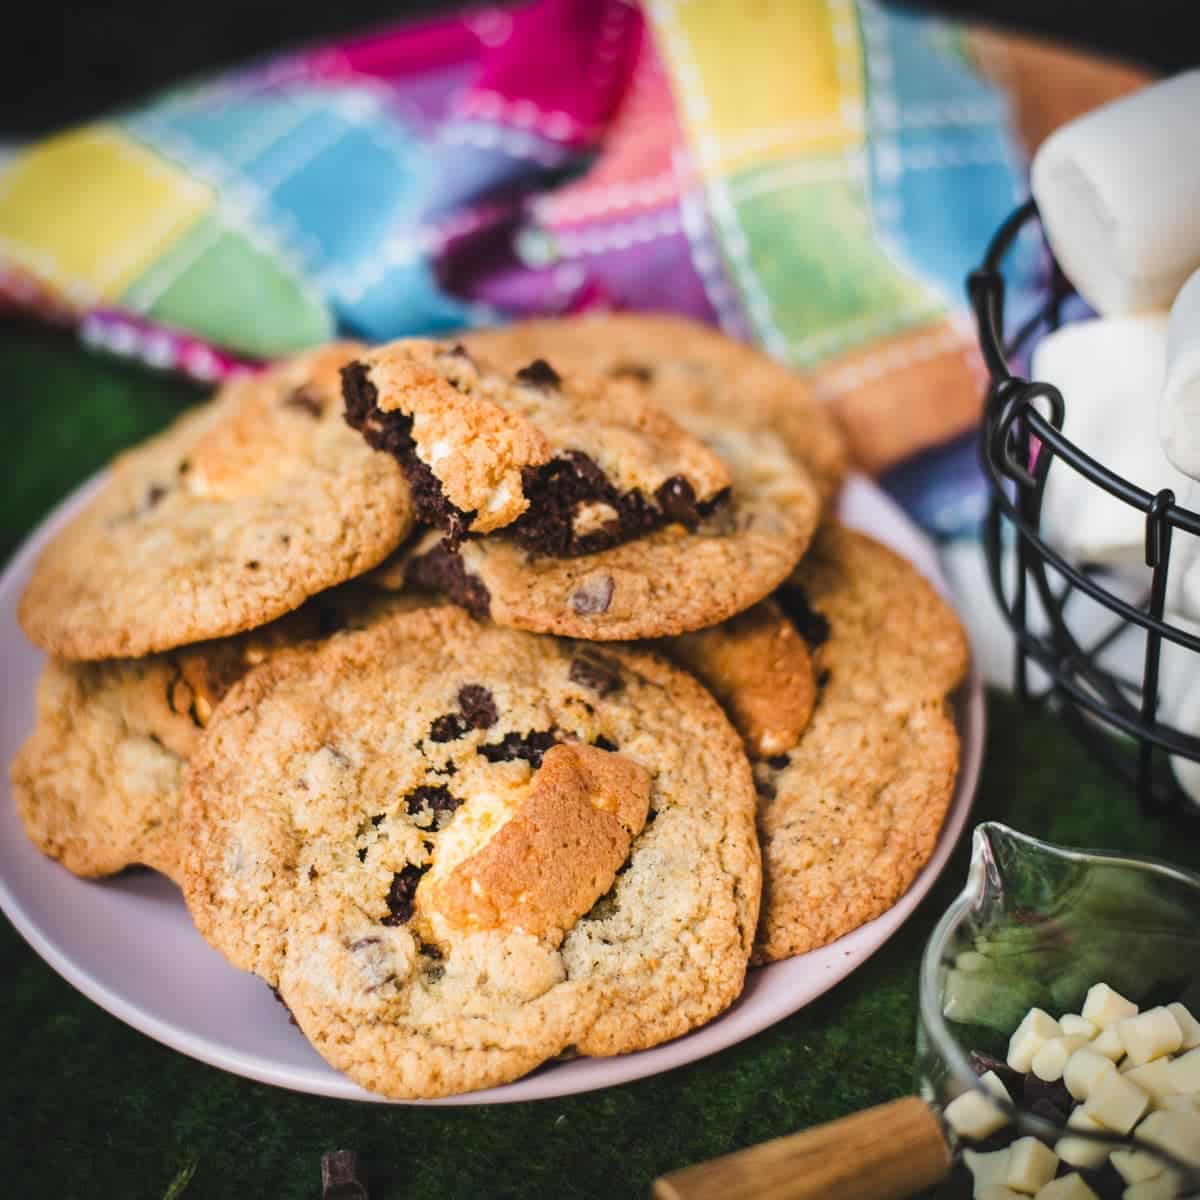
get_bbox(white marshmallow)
[1167,1004,1200,1051]
[1165,1047,1200,1095]
[1006,1136,1058,1194]
[965,1147,1014,1196]
[1033,1035,1092,1082]
[1057,1107,1112,1169]
[1136,1110,1200,1167]
[946,1088,1009,1140]
[1124,1060,1179,1107]
[1111,1147,1165,1184]
[1163,268,1200,479]
[1034,315,1192,571]
[1065,1048,1119,1101]
[1087,1069,1152,1134]
[1033,1172,1100,1200]
[1083,985,1139,1030]
[1030,70,1200,317]
[1122,1174,1183,1200]
[981,1070,1013,1101]
[979,1188,1024,1200]
[1010,1009,1064,1072]
[1118,1008,1185,1067]
[1061,1015,1099,1040]
[1095,1027,1129,1063]
[1160,1093,1200,1113]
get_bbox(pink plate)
[0,472,983,1104]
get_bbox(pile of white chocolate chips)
[945,984,1200,1199]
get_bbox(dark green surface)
[4,320,1200,1199]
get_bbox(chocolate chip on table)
[515,358,562,388]
[478,730,559,766]
[321,1149,368,1200]
[569,652,623,696]
[775,582,831,647]
[571,574,614,615]
[380,864,430,925]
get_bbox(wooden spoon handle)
[652,1095,951,1200]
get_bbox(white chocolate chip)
[1033,1035,1091,1082]
[1082,983,1139,1030]
[1086,1069,1151,1134]
[1121,1171,1183,1199]
[1136,1110,1200,1167]
[1167,1003,1200,1051]
[1119,1008,1184,1067]
[1110,1147,1165,1184]
[947,1089,1010,1140]
[1061,1014,1099,1039]
[1009,1009,1064,1072]
[1094,1027,1128,1063]
[1006,1136,1058,1194]
[1033,1172,1100,1199]
[1125,1060,1179,1106]
[1165,1047,1200,1095]
[1065,1048,1119,1101]
[965,1147,1013,1195]
[1057,1107,1111,1169]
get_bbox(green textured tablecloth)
[5,320,1200,1200]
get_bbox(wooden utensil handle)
[652,1095,951,1200]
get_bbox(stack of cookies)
[10,315,969,1100]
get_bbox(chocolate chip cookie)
[342,338,731,551]
[749,525,969,963]
[18,343,413,660]
[181,605,759,1099]
[9,604,332,884]
[461,313,848,512]
[378,415,820,641]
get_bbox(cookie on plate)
[181,605,759,1099]
[342,339,731,550]
[10,605,330,883]
[461,313,848,511]
[376,416,821,641]
[745,525,969,963]
[18,343,413,660]
[662,599,817,760]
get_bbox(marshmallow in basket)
[1031,70,1200,317]
[1035,315,1192,570]
[1162,268,1200,479]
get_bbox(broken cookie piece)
[341,338,731,552]
[664,599,817,759]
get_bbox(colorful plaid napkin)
[0,0,1111,543]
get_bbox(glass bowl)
[920,822,1200,1198]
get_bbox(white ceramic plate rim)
[0,470,983,1105]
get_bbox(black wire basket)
[972,198,1200,821]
